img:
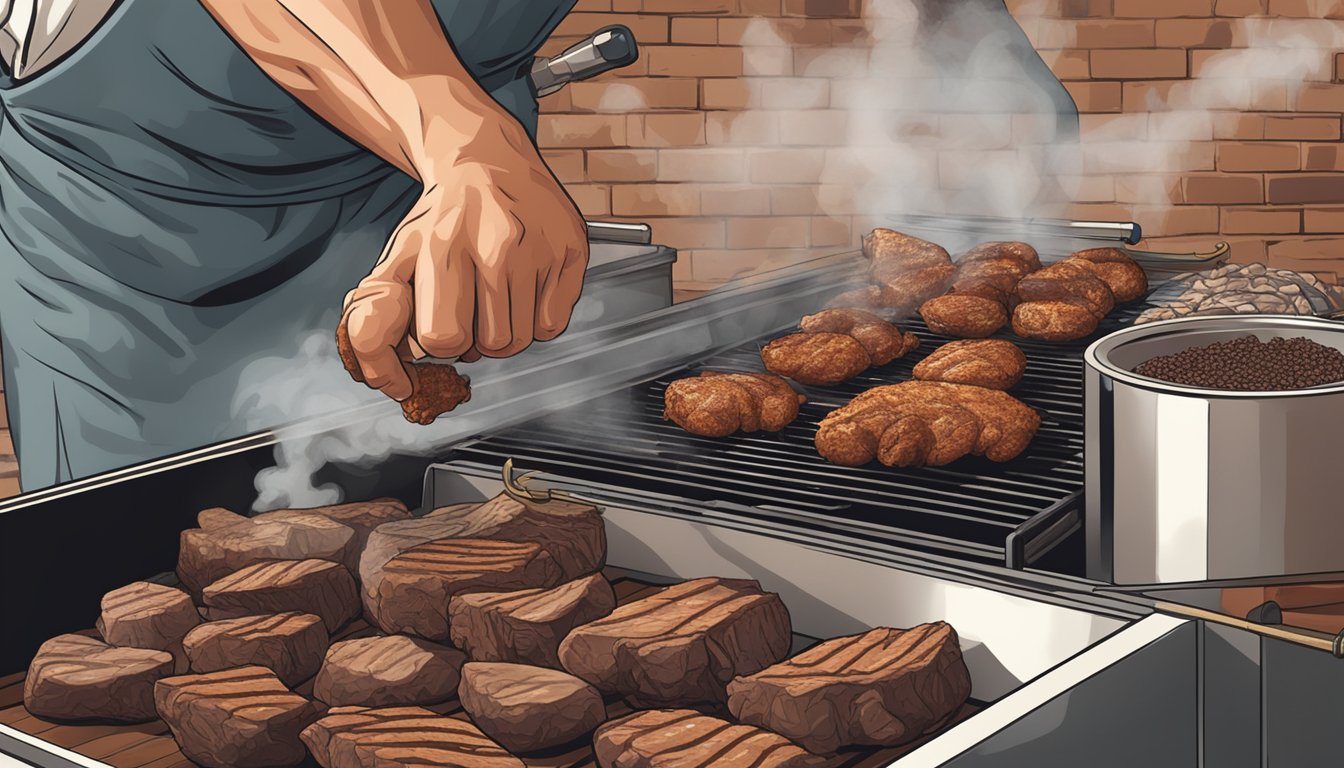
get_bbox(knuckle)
[417,327,470,357]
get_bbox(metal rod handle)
[586,221,652,245]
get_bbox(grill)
[448,306,1144,573]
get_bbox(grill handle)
[586,221,653,245]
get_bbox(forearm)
[198,0,517,181]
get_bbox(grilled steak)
[913,339,1028,391]
[662,371,806,437]
[558,577,792,708]
[799,308,920,366]
[257,499,412,574]
[593,709,828,768]
[370,538,565,640]
[197,507,248,530]
[301,705,524,768]
[177,512,357,597]
[96,581,201,673]
[313,635,466,708]
[727,623,972,754]
[201,559,360,633]
[155,666,324,768]
[761,332,872,387]
[1068,247,1147,303]
[24,634,174,723]
[449,572,617,668]
[337,321,472,425]
[183,612,328,687]
[359,494,605,618]
[458,662,606,753]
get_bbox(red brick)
[1114,175,1184,204]
[706,111,779,144]
[760,78,830,109]
[1213,113,1265,140]
[1216,142,1301,172]
[1151,205,1221,236]
[643,0,734,11]
[587,149,657,182]
[541,150,585,183]
[555,13,670,44]
[1114,0,1214,16]
[1266,174,1344,204]
[793,48,869,78]
[811,216,852,247]
[726,216,811,248]
[783,0,861,17]
[1149,111,1214,141]
[1215,0,1268,12]
[1221,207,1302,234]
[778,110,849,145]
[539,88,572,113]
[569,79,701,112]
[1303,144,1344,171]
[829,19,872,46]
[1048,50,1091,80]
[743,47,794,76]
[1182,174,1264,204]
[572,0,611,10]
[701,79,758,110]
[1071,20,1157,48]
[627,113,707,146]
[1268,237,1344,265]
[1293,84,1344,113]
[1304,207,1344,233]
[1155,19,1234,47]
[701,184,772,215]
[749,148,827,183]
[770,185,826,215]
[671,17,718,44]
[1065,81,1123,112]
[647,46,743,77]
[1058,175,1119,202]
[720,18,832,45]
[659,148,748,182]
[1091,49,1188,79]
[692,248,824,283]
[566,184,611,216]
[1080,114,1150,140]
[1337,52,1344,82]
[612,184,702,216]
[1264,116,1341,140]
[1267,0,1344,16]
[650,218,727,249]
[538,115,626,148]
[741,0,783,12]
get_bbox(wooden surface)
[1,573,980,768]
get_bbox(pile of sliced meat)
[21,491,973,768]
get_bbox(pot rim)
[1083,314,1344,398]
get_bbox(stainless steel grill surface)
[448,307,1145,573]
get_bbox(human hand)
[339,119,588,402]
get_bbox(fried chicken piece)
[336,322,471,425]
[761,332,872,387]
[816,381,1040,467]
[799,308,920,366]
[663,371,805,437]
[1015,261,1115,320]
[913,339,1027,391]
[1068,248,1148,303]
[918,242,1040,338]
[1011,300,1100,342]
[919,294,1008,339]
[863,229,956,309]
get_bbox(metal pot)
[1084,315,1344,585]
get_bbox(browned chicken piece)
[913,339,1028,391]
[761,332,872,387]
[663,371,805,437]
[1012,300,1100,342]
[862,229,956,310]
[336,322,471,424]
[815,381,1040,468]
[919,242,1041,338]
[799,308,920,366]
[1015,260,1115,320]
[1068,248,1148,303]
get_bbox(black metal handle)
[1005,491,1083,570]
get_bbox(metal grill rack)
[448,307,1144,573]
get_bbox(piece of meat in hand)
[913,339,1028,390]
[799,308,920,366]
[663,371,805,437]
[336,322,471,425]
[761,332,872,387]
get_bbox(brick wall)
[538,0,1344,288]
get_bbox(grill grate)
[449,307,1143,569]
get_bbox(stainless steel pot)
[1084,315,1344,585]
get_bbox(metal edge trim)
[1004,491,1081,570]
[0,724,113,768]
[892,614,1191,767]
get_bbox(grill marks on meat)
[913,340,1028,391]
[593,709,829,768]
[799,309,920,366]
[155,666,325,768]
[763,310,919,388]
[1069,247,1148,303]
[727,624,972,754]
[458,662,607,753]
[662,371,806,437]
[337,321,471,425]
[96,581,201,673]
[183,612,329,687]
[862,229,956,311]
[815,381,1040,467]
[1011,251,1145,342]
[920,242,1040,339]
[24,634,175,723]
[177,511,357,598]
[370,539,565,640]
[313,635,466,708]
[449,573,617,669]
[301,706,525,768]
[558,577,792,709]
[201,559,361,633]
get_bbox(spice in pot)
[1133,335,1344,391]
